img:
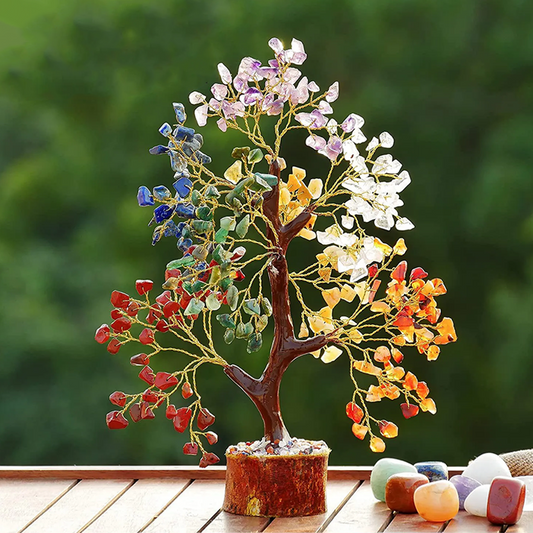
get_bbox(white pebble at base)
[464,485,490,517]
[462,453,512,485]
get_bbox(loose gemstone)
[462,453,512,485]
[370,458,417,502]
[106,411,129,430]
[415,461,448,482]
[173,407,192,432]
[139,366,155,385]
[464,485,490,517]
[183,442,199,455]
[139,328,155,345]
[197,408,215,430]
[95,324,110,344]
[385,473,429,513]
[155,372,179,390]
[346,402,364,423]
[487,477,526,525]
[137,186,154,207]
[107,338,121,354]
[414,480,459,522]
[449,475,481,510]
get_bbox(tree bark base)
[223,445,330,517]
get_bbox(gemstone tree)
[96,37,457,467]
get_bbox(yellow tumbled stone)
[340,284,356,302]
[322,288,341,308]
[224,160,243,184]
[414,480,459,522]
[321,346,343,363]
[308,178,323,199]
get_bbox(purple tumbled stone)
[450,475,482,510]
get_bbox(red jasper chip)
[179,294,192,310]
[147,308,162,324]
[111,317,132,333]
[140,401,155,419]
[156,291,172,306]
[183,442,199,456]
[142,389,158,403]
[205,431,218,445]
[110,290,130,309]
[163,300,180,318]
[197,408,215,431]
[181,382,193,399]
[95,324,110,344]
[109,391,127,407]
[156,320,169,333]
[166,404,177,419]
[155,372,179,391]
[410,267,428,281]
[400,403,420,419]
[233,270,245,282]
[165,268,181,281]
[136,279,154,296]
[139,328,155,345]
[346,402,364,424]
[106,411,129,429]
[139,366,155,385]
[391,261,408,283]
[173,407,192,432]
[129,403,142,422]
[130,353,149,366]
[199,452,220,468]
[107,338,121,354]
[111,309,122,320]
[126,301,140,317]
[368,263,379,277]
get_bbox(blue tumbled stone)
[415,461,448,482]
[159,122,172,137]
[174,126,195,142]
[173,177,193,198]
[153,185,172,201]
[174,203,196,219]
[149,145,169,155]
[163,220,180,237]
[154,204,175,223]
[137,186,154,207]
[177,238,193,251]
[173,102,187,124]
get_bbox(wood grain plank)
[0,479,77,533]
[263,480,358,533]
[506,511,533,533]
[444,511,501,532]
[82,479,190,533]
[141,479,225,533]
[22,479,133,533]
[201,511,270,533]
[322,481,392,533]
[384,512,445,532]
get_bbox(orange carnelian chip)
[366,385,383,402]
[427,345,440,361]
[387,366,405,380]
[435,317,457,344]
[379,420,399,438]
[411,279,425,292]
[403,371,418,391]
[410,267,428,281]
[352,423,368,440]
[392,261,408,282]
[380,382,401,400]
[393,314,414,328]
[370,436,386,453]
[420,398,437,414]
[391,348,404,363]
[374,346,391,363]
[417,381,430,399]
[346,402,364,423]
[392,335,406,346]
[353,360,381,376]
[431,278,447,295]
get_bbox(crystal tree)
[96,37,457,466]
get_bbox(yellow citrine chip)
[279,186,291,206]
[292,166,306,181]
[373,237,392,256]
[321,346,343,363]
[322,288,341,308]
[308,178,323,199]
[318,267,331,282]
[340,284,357,303]
[370,301,390,314]
[224,160,243,184]
[286,173,302,192]
[299,322,309,339]
[297,228,316,240]
[393,238,407,255]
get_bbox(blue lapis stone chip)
[173,177,193,198]
[154,204,175,223]
[137,186,154,206]
[149,145,170,155]
[177,238,193,251]
[173,102,187,124]
[153,185,172,201]
[173,126,196,142]
[174,203,196,219]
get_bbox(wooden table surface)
[0,466,530,533]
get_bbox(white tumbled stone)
[464,485,490,517]
[462,453,512,485]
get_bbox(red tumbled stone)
[487,476,525,525]
[385,473,429,513]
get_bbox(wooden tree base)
[223,447,330,517]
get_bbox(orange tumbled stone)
[386,473,429,513]
[414,480,459,522]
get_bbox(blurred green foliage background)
[1,0,533,467]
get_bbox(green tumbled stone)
[370,458,417,502]
[224,328,235,344]
[183,282,194,295]
[184,298,205,316]
[192,220,213,234]
[196,206,213,221]
[192,280,206,293]
[216,314,235,329]
[243,299,261,315]
[205,185,220,198]
[261,297,273,317]
[247,332,263,353]
[254,173,278,187]
[236,215,250,238]
[236,321,254,339]
[212,245,225,265]
[206,293,221,311]
[247,148,263,164]
[231,146,250,159]
[256,315,268,332]
[167,256,196,270]
[220,217,236,231]
[215,228,228,243]
[192,246,208,261]
[191,190,201,206]
[219,277,233,291]
[181,225,192,239]
[226,285,239,311]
